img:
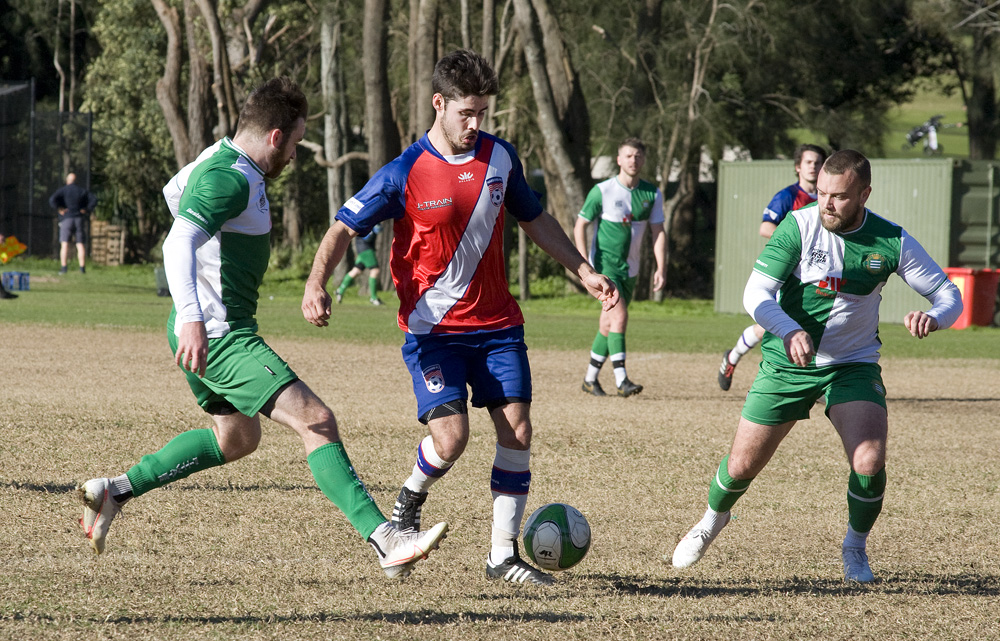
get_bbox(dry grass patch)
[2,324,998,640]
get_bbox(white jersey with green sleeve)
[162,137,271,338]
[745,203,962,367]
[578,177,664,280]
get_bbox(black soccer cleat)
[616,377,643,397]
[581,379,606,397]
[486,547,555,585]
[718,350,735,391]
[391,486,428,533]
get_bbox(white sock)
[610,352,627,386]
[698,506,729,532]
[403,435,454,494]
[489,444,531,564]
[843,524,869,550]
[730,325,760,365]
[585,351,606,383]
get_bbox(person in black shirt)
[49,173,97,274]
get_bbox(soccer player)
[718,144,826,391]
[574,137,665,397]
[76,77,448,579]
[302,50,618,586]
[334,223,385,306]
[672,150,962,583]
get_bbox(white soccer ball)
[522,502,591,571]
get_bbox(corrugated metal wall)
[950,160,1000,269]
[715,159,954,324]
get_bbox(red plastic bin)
[942,267,1000,329]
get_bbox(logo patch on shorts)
[422,365,445,393]
[871,380,885,396]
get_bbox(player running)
[302,50,618,586]
[574,137,665,398]
[718,144,826,391]
[673,150,962,583]
[76,77,447,579]
[334,224,385,306]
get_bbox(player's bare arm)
[303,220,358,327]
[572,216,590,262]
[651,222,666,292]
[759,221,777,239]
[783,329,815,367]
[903,311,939,339]
[521,211,619,311]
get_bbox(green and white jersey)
[162,137,271,338]
[747,203,960,367]
[578,177,664,280]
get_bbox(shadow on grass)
[6,608,589,626]
[7,480,402,494]
[591,571,1000,597]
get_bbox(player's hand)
[302,281,333,327]
[783,329,815,367]
[176,321,209,377]
[652,270,665,292]
[582,273,619,311]
[904,311,938,338]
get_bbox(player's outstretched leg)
[76,478,126,555]
[486,543,554,585]
[368,521,449,580]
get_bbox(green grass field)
[2,260,999,640]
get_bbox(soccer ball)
[522,503,591,571]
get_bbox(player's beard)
[820,200,864,233]
[442,119,477,154]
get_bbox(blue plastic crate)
[1,271,29,291]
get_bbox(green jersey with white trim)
[578,177,664,280]
[162,137,271,337]
[752,202,952,367]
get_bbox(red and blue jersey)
[336,132,543,335]
[762,183,817,225]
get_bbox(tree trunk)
[968,28,998,160]
[54,0,65,113]
[184,0,213,156]
[282,159,302,249]
[151,0,194,168]
[364,0,402,292]
[194,0,239,138]
[321,3,346,226]
[411,0,439,141]
[512,0,589,228]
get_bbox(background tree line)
[1,0,997,298]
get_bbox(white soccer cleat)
[371,521,448,580]
[842,547,875,583]
[76,478,123,555]
[671,511,731,568]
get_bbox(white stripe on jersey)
[405,145,514,334]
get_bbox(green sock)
[337,275,354,295]
[607,332,626,357]
[847,468,885,533]
[368,276,379,299]
[707,455,753,513]
[307,442,387,540]
[590,331,609,356]
[125,428,226,498]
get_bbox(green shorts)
[354,248,379,270]
[167,325,298,417]
[741,360,887,426]
[608,275,637,306]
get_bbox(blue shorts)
[401,326,532,421]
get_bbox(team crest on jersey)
[487,177,504,207]
[863,253,886,275]
[257,187,268,212]
[422,365,445,393]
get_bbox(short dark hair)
[794,143,827,166]
[432,50,499,102]
[235,77,308,138]
[821,149,871,187]
[619,137,646,154]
